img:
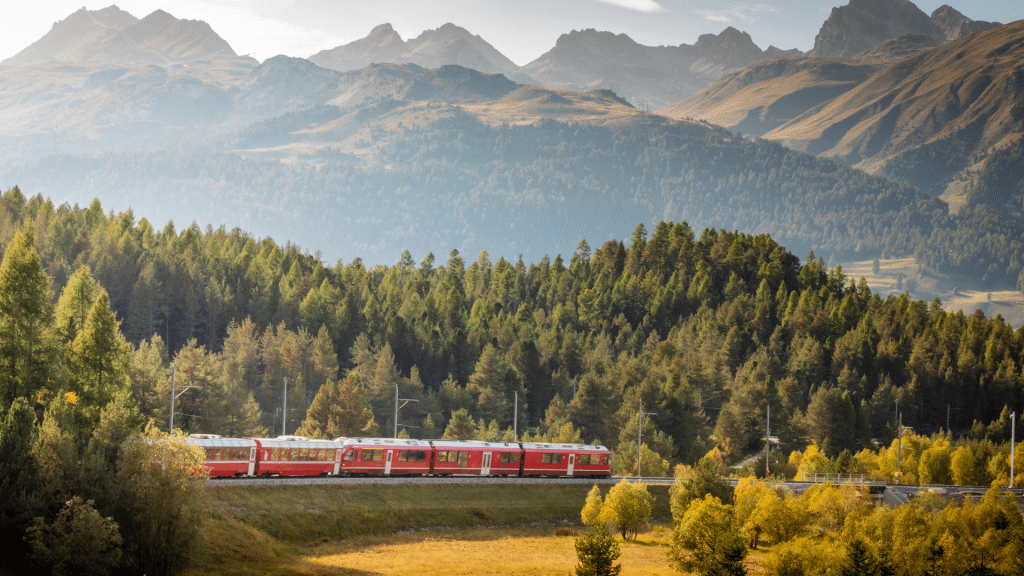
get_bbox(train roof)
[185,435,257,447]
[519,442,609,451]
[340,437,432,448]
[253,436,341,448]
[429,440,521,450]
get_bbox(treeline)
[2,185,1024,476]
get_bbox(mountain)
[664,19,1024,205]
[930,5,1000,41]
[309,23,532,84]
[809,0,1000,58]
[1,6,236,68]
[520,27,800,110]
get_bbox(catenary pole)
[282,377,287,436]
[169,362,176,431]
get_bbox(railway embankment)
[194,481,673,574]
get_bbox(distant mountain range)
[2,6,238,67]
[2,0,1024,305]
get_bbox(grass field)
[190,482,677,575]
[839,257,1024,327]
[294,524,681,576]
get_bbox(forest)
[1,183,1023,474]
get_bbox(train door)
[481,452,492,475]
[567,453,576,476]
[333,448,342,475]
[248,446,257,476]
[385,450,393,475]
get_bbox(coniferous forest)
[1,184,1023,476]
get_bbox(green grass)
[192,482,673,575]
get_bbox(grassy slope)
[840,257,1024,327]
[193,483,673,575]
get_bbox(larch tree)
[71,291,132,430]
[296,373,378,439]
[0,398,41,567]
[0,227,56,410]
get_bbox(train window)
[298,448,308,461]
[541,453,563,464]
[362,449,383,462]
[577,454,590,465]
[499,452,519,463]
[343,450,356,461]
[457,451,468,468]
[398,450,426,462]
[437,451,449,463]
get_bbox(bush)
[26,496,122,576]
[574,523,622,576]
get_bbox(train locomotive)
[187,434,612,479]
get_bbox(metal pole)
[282,377,288,436]
[394,383,399,438]
[765,405,770,478]
[897,412,903,484]
[169,362,176,432]
[1011,411,1016,489]
[514,392,518,442]
[637,398,643,479]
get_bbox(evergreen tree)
[0,398,41,568]
[574,523,622,576]
[0,227,56,410]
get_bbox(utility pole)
[897,412,903,485]
[394,384,418,438]
[169,362,200,433]
[169,362,176,431]
[765,405,771,478]
[282,377,288,436]
[637,399,656,479]
[1011,411,1016,489]
[514,392,518,442]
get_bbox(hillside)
[664,19,1024,204]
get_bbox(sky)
[3,0,1023,66]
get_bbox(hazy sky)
[3,0,1022,65]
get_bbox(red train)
[186,434,612,479]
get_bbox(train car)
[253,436,343,476]
[338,438,433,476]
[520,442,612,477]
[186,434,258,477]
[429,440,522,476]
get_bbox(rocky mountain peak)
[810,0,942,58]
[930,5,1000,41]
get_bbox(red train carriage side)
[520,443,611,477]
[186,434,258,477]
[429,440,522,476]
[253,436,343,476]
[337,438,433,476]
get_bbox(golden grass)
[292,524,680,576]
